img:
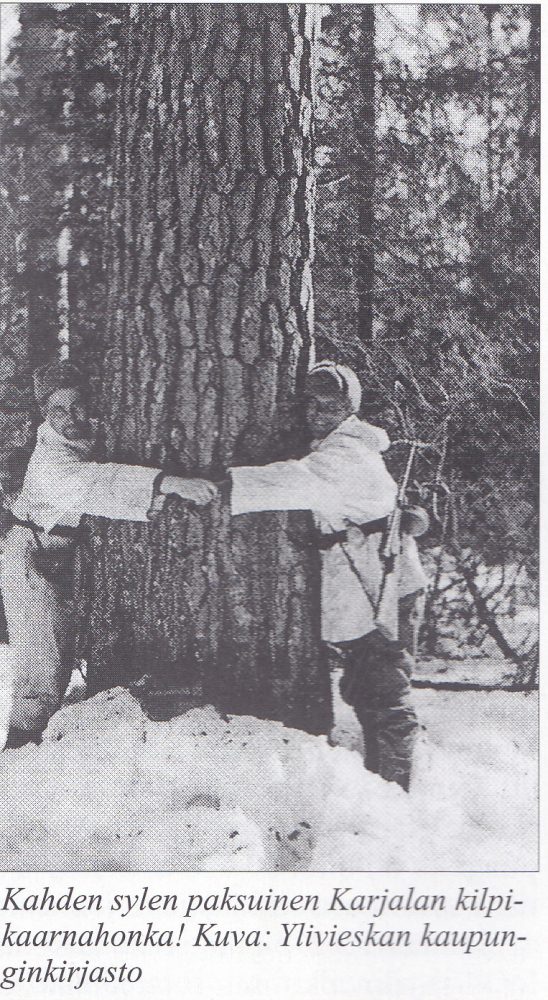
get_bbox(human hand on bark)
[159,475,219,506]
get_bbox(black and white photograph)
[0,1,539,873]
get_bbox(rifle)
[380,439,430,568]
[375,439,433,637]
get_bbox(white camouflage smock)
[0,422,160,745]
[230,415,398,644]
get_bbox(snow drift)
[0,686,537,871]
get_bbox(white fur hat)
[307,360,362,412]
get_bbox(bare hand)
[161,476,219,507]
[181,478,219,506]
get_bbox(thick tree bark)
[84,4,332,735]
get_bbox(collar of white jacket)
[308,360,362,412]
[39,421,95,459]
[311,413,390,454]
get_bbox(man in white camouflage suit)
[0,361,217,749]
[229,361,420,790]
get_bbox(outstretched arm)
[41,462,218,529]
[81,466,218,521]
[230,452,341,515]
[230,444,396,520]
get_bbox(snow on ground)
[0,658,538,872]
[414,656,527,687]
[331,671,537,870]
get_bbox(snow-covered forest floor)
[0,646,537,873]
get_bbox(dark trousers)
[339,629,419,791]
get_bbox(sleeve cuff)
[146,472,167,520]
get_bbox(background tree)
[59,4,122,373]
[82,3,332,733]
[0,3,122,461]
[0,3,64,477]
[316,4,539,680]
[316,4,376,356]
[11,3,64,365]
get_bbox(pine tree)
[83,4,332,733]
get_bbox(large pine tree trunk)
[84,4,332,735]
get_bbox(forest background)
[0,3,539,694]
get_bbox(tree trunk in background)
[1,5,65,493]
[0,163,35,636]
[352,4,376,345]
[16,4,64,364]
[315,4,375,359]
[0,142,33,469]
[63,4,122,375]
[1,4,119,461]
[1,5,66,637]
[84,4,332,735]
